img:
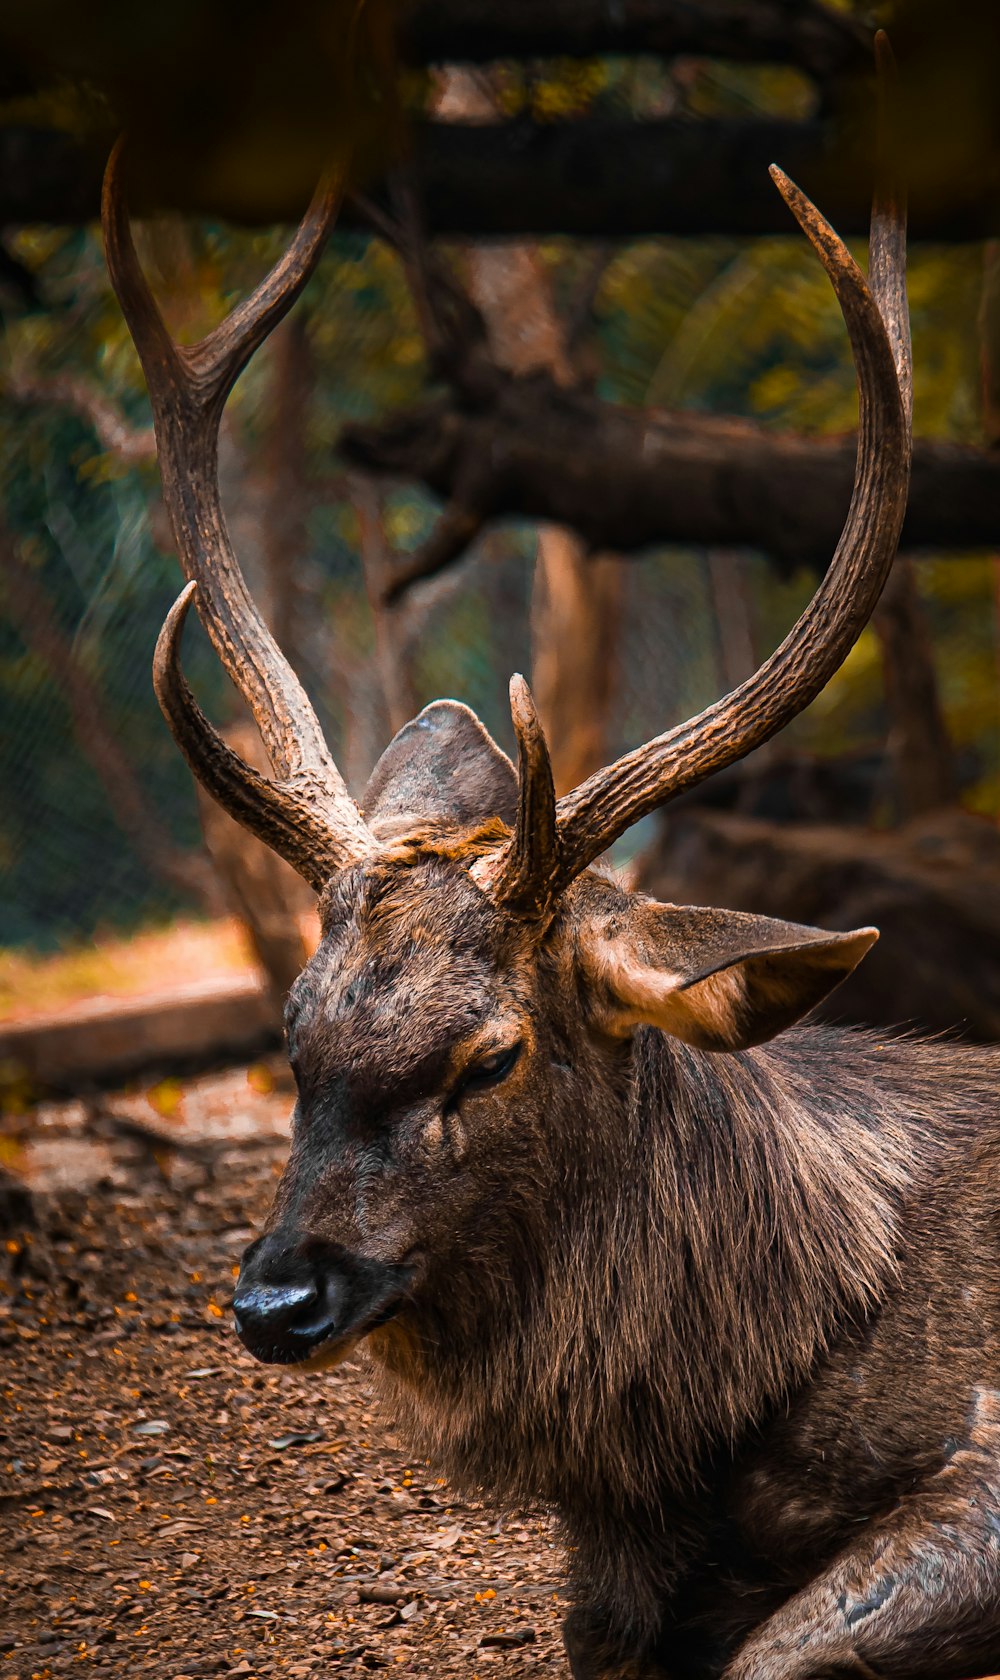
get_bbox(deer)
[101,38,1000,1680]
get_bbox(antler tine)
[154,584,353,888]
[488,676,559,917]
[101,141,181,384]
[545,31,911,897]
[102,141,373,879]
[103,139,344,423]
[189,170,344,413]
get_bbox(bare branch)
[341,376,1000,579]
[351,187,494,395]
[402,0,869,77]
[9,370,156,463]
[383,504,484,604]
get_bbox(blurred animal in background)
[102,41,1000,1680]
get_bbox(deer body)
[374,1010,1000,1679]
[101,35,1000,1677]
[269,834,1000,1680]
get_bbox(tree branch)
[339,370,1000,581]
[351,186,497,395]
[384,503,484,603]
[9,370,156,463]
[9,115,1000,241]
[402,0,869,76]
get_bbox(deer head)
[102,38,911,1373]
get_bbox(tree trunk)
[531,540,622,794]
[341,380,1000,577]
[194,721,315,1009]
[206,313,325,1001]
[435,68,621,793]
[872,557,957,820]
[352,475,418,738]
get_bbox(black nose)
[232,1242,347,1364]
[233,1233,413,1366]
[232,1277,320,1336]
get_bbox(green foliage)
[2,34,997,953]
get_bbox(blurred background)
[3,0,1000,1099]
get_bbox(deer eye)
[460,1042,522,1095]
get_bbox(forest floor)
[0,1058,568,1678]
[0,920,259,1026]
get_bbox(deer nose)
[232,1277,319,1334]
[232,1239,347,1364]
[233,1233,415,1367]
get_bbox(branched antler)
[103,140,375,888]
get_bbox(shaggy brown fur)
[234,711,1000,1680]
[376,1016,997,1661]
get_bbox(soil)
[0,1059,567,1678]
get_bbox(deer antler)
[487,675,559,917]
[487,31,911,916]
[102,140,374,887]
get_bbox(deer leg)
[564,1606,674,1680]
[723,1393,1000,1680]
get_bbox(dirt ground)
[0,1059,568,1678]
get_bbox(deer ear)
[363,701,517,840]
[577,899,878,1051]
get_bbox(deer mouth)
[231,1239,417,1368]
[290,1295,409,1373]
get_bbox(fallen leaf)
[147,1079,184,1118]
[480,1627,536,1648]
[359,1584,406,1606]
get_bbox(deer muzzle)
[232,1233,413,1367]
